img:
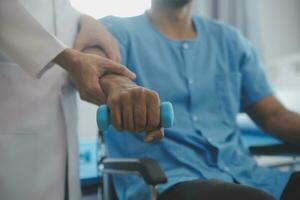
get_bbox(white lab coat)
[0,0,81,199]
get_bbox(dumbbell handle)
[97,101,174,131]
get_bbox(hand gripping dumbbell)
[97,101,174,131]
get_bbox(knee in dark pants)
[158,180,276,200]
[244,187,276,200]
[205,180,276,200]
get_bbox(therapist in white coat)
[0,0,135,200]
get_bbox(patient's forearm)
[263,109,300,144]
[247,96,300,145]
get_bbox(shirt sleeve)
[101,16,129,66]
[234,31,274,110]
[0,0,67,78]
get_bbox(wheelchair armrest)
[101,158,167,185]
[250,143,300,156]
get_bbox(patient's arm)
[246,96,300,144]
[84,48,163,142]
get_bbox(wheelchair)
[97,129,167,200]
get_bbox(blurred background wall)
[259,0,300,61]
[193,0,300,62]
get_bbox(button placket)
[192,115,198,122]
[188,79,194,85]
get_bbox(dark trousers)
[281,172,300,200]
[158,172,300,200]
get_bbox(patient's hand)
[100,74,164,142]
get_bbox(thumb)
[144,128,164,142]
[104,60,136,80]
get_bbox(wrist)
[53,48,82,72]
[100,74,137,95]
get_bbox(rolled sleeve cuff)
[241,78,274,110]
[32,40,67,78]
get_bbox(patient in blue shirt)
[97,0,300,200]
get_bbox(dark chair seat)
[250,143,300,156]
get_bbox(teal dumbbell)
[97,101,174,131]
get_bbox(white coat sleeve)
[0,0,67,78]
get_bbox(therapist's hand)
[53,48,135,105]
[74,15,121,63]
[100,74,164,142]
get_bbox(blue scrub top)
[101,14,291,200]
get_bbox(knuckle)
[107,96,120,107]
[133,87,144,94]
[120,91,131,102]
[149,90,159,100]
[131,87,145,99]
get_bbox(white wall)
[258,0,300,62]
[256,0,300,90]
[193,0,300,62]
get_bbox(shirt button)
[188,79,194,85]
[207,137,213,143]
[192,115,198,122]
[182,43,189,49]
[224,167,230,172]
